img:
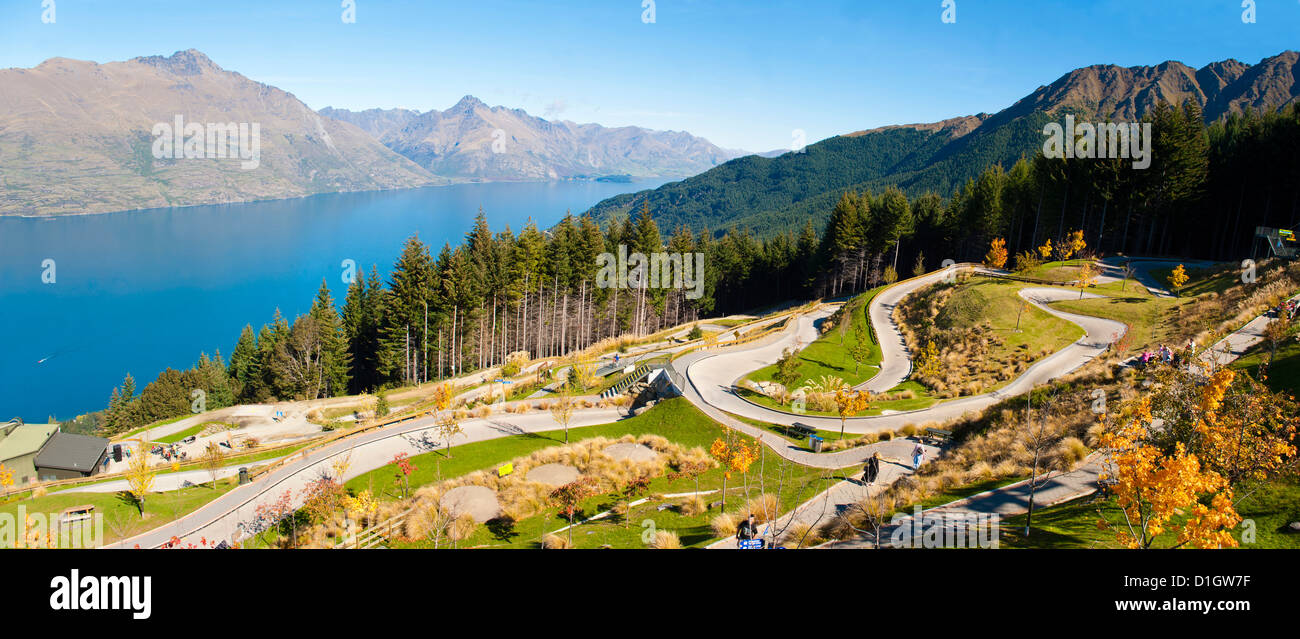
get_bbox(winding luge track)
[674,265,1125,435]
[118,260,1264,548]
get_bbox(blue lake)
[0,180,667,422]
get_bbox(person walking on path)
[863,452,881,485]
[736,514,758,548]
[911,444,924,470]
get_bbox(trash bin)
[238,467,250,485]
[809,435,824,453]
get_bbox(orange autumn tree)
[1037,238,1053,260]
[1096,398,1240,549]
[1192,370,1297,486]
[834,388,872,440]
[984,238,1008,270]
[710,435,757,511]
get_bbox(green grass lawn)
[1022,260,1085,282]
[1049,291,1185,352]
[743,287,883,389]
[1151,263,1239,297]
[999,476,1300,549]
[917,277,1082,393]
[154,422,229,444]
[709,318,752,328]
[368,398,847,549]
[1229,329,1300,394]
[725,411,847,447]
[1,477,240,546]
[734,383,936,418]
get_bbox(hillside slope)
[0,50,440,217]
[587,51,1300,237]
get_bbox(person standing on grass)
[736,513,758,548]
[911,444,924,470]
[864,452,881,484]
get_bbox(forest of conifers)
[74,101,1300,435]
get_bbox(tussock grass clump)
[678,495,707,517]
[781,522,823,548]
[738,494,780,524]
[542,533,570,549]
[649,530,682,549]
[300,430,718,547]
[710,512,738,538]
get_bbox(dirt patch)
[526,463,580,486]
[439,485,501,523]
[603,443,659,463]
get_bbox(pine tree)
[310,279,351,396]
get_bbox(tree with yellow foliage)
[710,435,757,511]
[124,443,156,517]
[1074,261,1098,299]
[916,340,941,379]
[1167,264,1189,294]
[984,237,1008,270]
[1096,397,1241,549]
[1066,229,1086,263]
[343,489,379,526]
[1191,370,1297,486]
[1037,238,1053,260]
[834,388,872,440]
[0,463,13,499]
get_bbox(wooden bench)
[924,428,953,444]
[785,423,818,439]
[57,505,96,531]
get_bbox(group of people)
[1136,340,1194,369]
[1276,300,1298,321]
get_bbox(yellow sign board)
[498,462,513,477]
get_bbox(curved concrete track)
[675,268,1126,435]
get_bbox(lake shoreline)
[2,175,678,220]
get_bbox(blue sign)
[738,539,764,549]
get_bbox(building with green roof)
[0,420,59,486]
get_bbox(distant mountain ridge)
[322,98,747,181]
[587,51,1300,237]
[0,50,439,217]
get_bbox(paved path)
[706,442,932,548]
[61,460,276,494]
[110,408,624,548]
[675,271,1125,435]
[822,455,1104,548]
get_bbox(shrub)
[781,522,823,548]
[738,494,780,524]
[541,533,570,549]
[1055,436,1089,467]
[710,512,738,538]
[678,495,707,517]
[650,530,682,549]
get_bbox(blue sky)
[1,0,1296,151]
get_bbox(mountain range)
[320,98,745,181]
[0,50,439,217]
[586,51,1300,237]
[0,50,743,216]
